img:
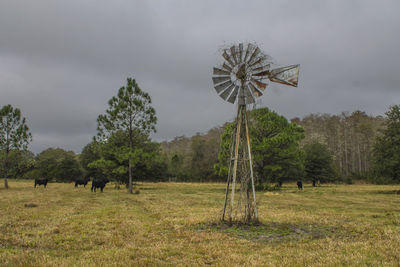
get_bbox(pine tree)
[0,104,32,188]
[96,78,157,193]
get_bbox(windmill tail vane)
[268,64,300,87]
[212,43,300,223]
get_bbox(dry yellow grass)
[1,180,400,266]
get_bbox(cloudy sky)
[1,0,399,154]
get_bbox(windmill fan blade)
[222,50,235,67]
[269,64,300,87]
[244,43,254,63]
[212,76,231,85]
[244,85,255,104]
[238,43,243,63]
[249,57,264,68]
[252,64,270,73]
[247,46,260,65]
[213,67,230,76]
[219,83,235,100]
[251,79,267,91]
[214,80,232,94]
[249,82,263,97]
[227,86,239,103]
[230,46,238,64]
[222,63,232,72]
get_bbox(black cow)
[297,180,303,190]
[75,177,90,188]
[91,179,109,192]
[35,178,49,188]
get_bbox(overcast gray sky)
[1,0,399,154]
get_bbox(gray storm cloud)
[1,0,399,153]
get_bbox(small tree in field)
[0,104,32,188]
[96,78,157,193]
[304,142,335,184]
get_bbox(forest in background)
[294,111,385,179]
[161,110,385,184]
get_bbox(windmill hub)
[236,64,247,80]
[230,63,250,87]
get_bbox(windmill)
[212,43,299,223]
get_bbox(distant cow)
[91,179,109,192]
[297,180,303,190]
[75,177,90,188]
[35,178,49,188]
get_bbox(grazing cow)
[91,179,110,192]
[75,177,91,188]
[297,180,303,190]
[35,178,49,188]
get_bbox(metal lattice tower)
[212,43,300,223]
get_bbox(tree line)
[2,77,400,190]
[161,108,399,185]
[163,108,321,186]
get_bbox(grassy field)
[1,180,400,266]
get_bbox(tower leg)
[229,105,242,222]
[244,110,258,221]
[222,107,240,221]
[222,152,233,221]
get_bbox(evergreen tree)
[216,107,304,186]
[0,149,35,179]
[36,148,82,182]
[80,141,103,180]
[371,105,400,184]
[304,142,335,184]
[96,78,157,193]
[0,104,32,188]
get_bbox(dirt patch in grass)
[196,221,340,243]
[24,203,38,208]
